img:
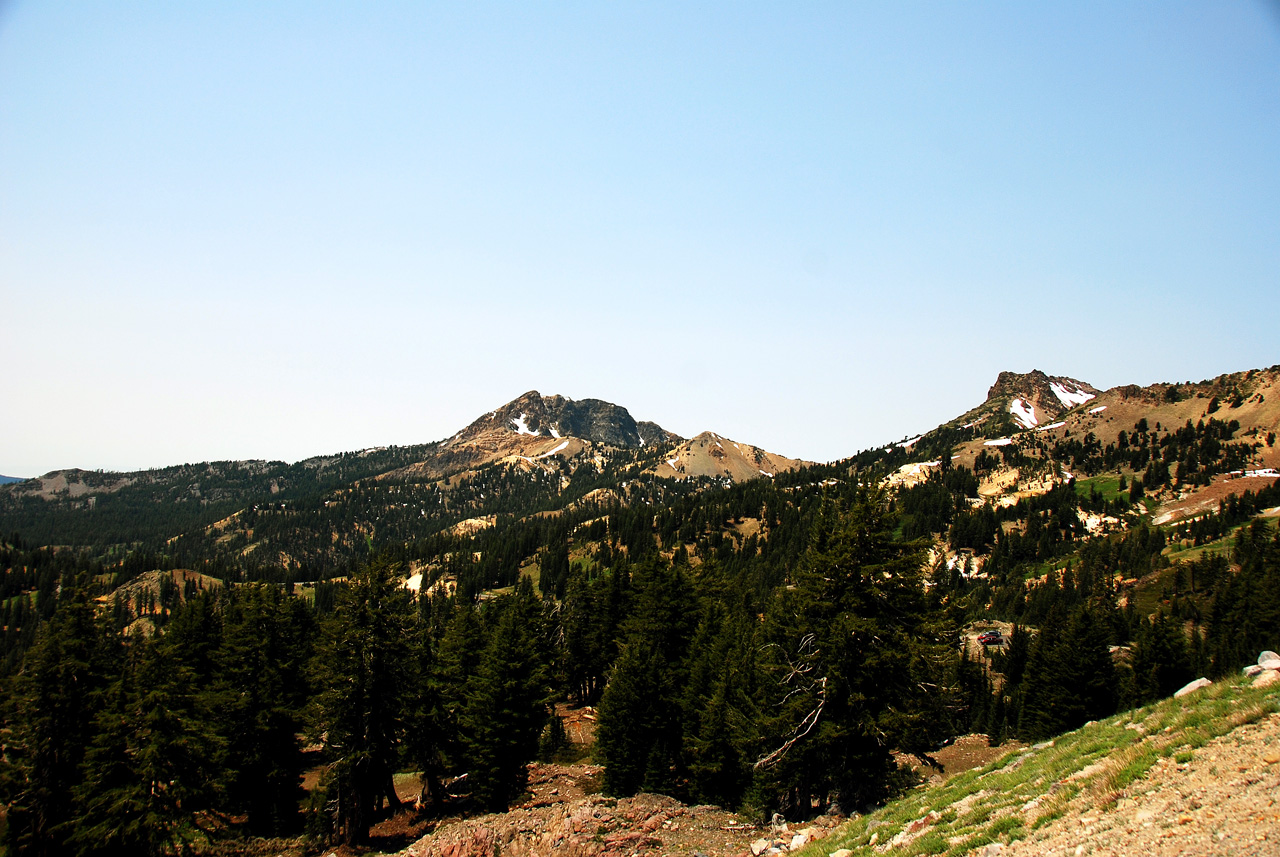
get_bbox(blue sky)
[2,2,1278,475]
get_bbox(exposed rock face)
[452,391,679,450]
[984,370,1100,429]
[386,392,683,482]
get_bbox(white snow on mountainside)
[1049,381,1095,408]
[1010,397,1038,429]
[511,413,539,436]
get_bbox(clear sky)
[2,2,1278,476]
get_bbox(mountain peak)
[983,370,1100,430]
[458,392,678,449]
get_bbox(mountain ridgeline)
[2,367,1279,854]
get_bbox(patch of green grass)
[987,815,1024,839]
[1030,807,1064,830]
[1073,475,1128,503]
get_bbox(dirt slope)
[998,708,1280,856]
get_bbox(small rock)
[751,838,770,856]
[981,845,1006,856]
[1262,750,1280,765]
[829,850,853,857]
[1259,650,1280,670]
[1243,664,1264,677]
[1174,677,1212,698]
[790,833,810,850]
[1032,740,1055,750]
[1254,669,1280,689]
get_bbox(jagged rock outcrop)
[984,370,1100,429]
[451,391,679,450]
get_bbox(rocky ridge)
[961,369,1101,433]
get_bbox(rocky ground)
[363,736,1016,857]
[993,707,1280,857]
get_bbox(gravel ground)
[998,710,1280,857]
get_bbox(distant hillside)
[4,364,1280,856]
[0,390,807,578]
[0,474,26,485]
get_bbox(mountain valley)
[2,365,1279,857]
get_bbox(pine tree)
[1130,612,1192,705]
[595,558,695,797]
[310,558,416,845]
[596,642,670,796]
[2,585,119,856]
[459,593,550,810]
[67,633,223,856]
[751,486,953,817]
[213,583,315,833]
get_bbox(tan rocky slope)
[899,366,1280,526]
[649,431,811,482]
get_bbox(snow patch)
[1009,398,1038,429]
[759,470,774,478]
[1050,381,1095,408]
[1088,405,1107,414]
[666,457,680,469]
[1036,421,1067,432]
[984,438,1014,447]
[511,413,539,436]
[897,436,923,449]
[404,573,423,592]
[535,441,570,459]
[549,425,562,439]
[1232,468,1280,479]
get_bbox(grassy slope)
[800,677,1280,857]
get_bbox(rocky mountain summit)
[450,391,680,451]
[970,369,1101,431]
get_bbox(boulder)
[1174,677,1212,698]
[1259,651,1280,671]
[1253,669,1280,689]
[751,838,771,856]
[1243,664,1264,677]
[789,833,810,850]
